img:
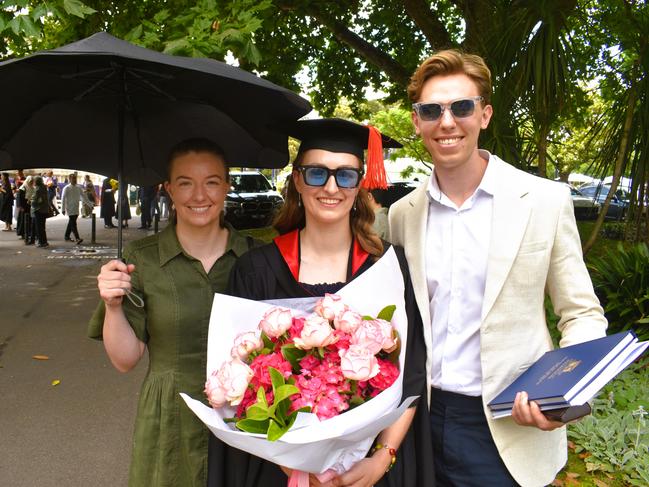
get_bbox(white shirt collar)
[426,149,498,209]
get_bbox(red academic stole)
[273,229,369,282]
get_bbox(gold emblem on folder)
[560,359,581,374]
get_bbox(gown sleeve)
[376,245,435,487]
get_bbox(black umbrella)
[0,32,311,256]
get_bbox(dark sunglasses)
[412,96,484,121]
[297,165,363,189]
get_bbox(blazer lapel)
[481,167,532,321]
[403,185,432,331]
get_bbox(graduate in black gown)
[207,119,434,487]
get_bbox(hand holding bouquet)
[204,293,400,441]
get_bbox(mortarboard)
[287,118,402,190]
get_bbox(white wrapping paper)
[181,247,418,474]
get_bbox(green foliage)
[235,366,307,442]
[599,222,626,241]
[567,357,649,485]
[588,243,649,340]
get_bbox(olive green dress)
[88,223,253,487]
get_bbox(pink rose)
[258,306,293,338]
[334,309,363,334]
[294,314,338,350]
[352,319,398,354]
[315,293,347,321]
[230,331,264,360]
[205,358,253,407]
[339,344,380,381]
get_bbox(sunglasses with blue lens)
[413,96,484,121]
[297,165,363,189]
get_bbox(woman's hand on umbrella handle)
[97,259,135,307]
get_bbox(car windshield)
[231,174,272,193]
[581,185,610,197]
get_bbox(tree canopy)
[2,0,648,244]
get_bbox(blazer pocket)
[518,240,548,255]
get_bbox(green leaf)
[261,333,274,350]
[236,418,269,434]
[256,386,268,407]
[31,5,49,21]
[18,15,40,38]
[269,367,286,392]
[62,0,97,18]
[163,38,191,55]
[267,418,287,442]
[124,25,143,43]
[281,343,306,373]
[273,384,300,405]
[245,403,269,421]
[377,305,396,322]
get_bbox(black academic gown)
[207,230,434,487]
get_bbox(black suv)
[225,171,284,229]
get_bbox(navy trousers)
[430,388,519,487]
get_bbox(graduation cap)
[288,118,402,190]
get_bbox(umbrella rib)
[127,68,177,102]
[64,68,117,102]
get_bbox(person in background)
[388,49,607,487]
[82,175,97,218]
[157,184,170,220]
[367,188,389,240]
[0,173,14,231]
[89,138,255,487]
[61,173,88,244]
[16,176,34,243]
[138,184,156,229]
[30,176,49,248]
[208,119,433,487]
[100,177,117,228]
[118,187,132,228]
[44,170,60,216]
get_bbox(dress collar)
[273,229,369,282]
[158,222,248,267]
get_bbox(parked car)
[224,171,283,229]
[569,186,600,220]
[578,184,629,220]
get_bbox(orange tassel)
[361,125,388,190]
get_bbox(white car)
[569,186,600,220]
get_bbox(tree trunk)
[583,75,638,255]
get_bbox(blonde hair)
[408,49,492,104]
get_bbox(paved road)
[0,212,159,487]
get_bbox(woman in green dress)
[88,138,253,487]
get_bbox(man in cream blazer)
[388,50,607,487]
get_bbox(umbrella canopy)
[0,32,312,184]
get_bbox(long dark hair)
[166,138,230,227]
[273,153,383,258]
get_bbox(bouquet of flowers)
[181,247,417,476]
[203,293,400,441]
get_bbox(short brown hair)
[407,49,492,104]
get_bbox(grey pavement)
[0,210,164,487]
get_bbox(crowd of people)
[0,171,172,246]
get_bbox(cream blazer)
[387,155,607,487]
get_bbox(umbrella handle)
[123,288,145,308]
